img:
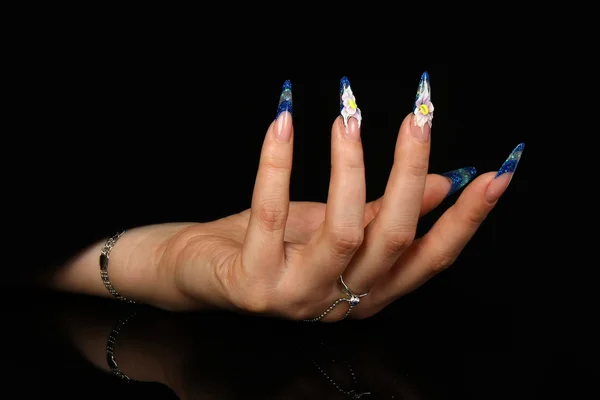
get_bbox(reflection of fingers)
[303,77,366,287]
[243,81,294,271]
[369,143,525,309]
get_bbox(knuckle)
[261,153,292,172]
[464,207,488,226]
[221,260,276,315]
[341,158,365,171]
[405,158,429,178]
[382,228,415,253]
[329,226,364,254]
[428,251,458,274]
[257,201,287,232]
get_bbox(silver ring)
[304,276,369,322]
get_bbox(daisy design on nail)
[340,77,362,127]
[413,72,434,129]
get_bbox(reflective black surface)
[7,60,591,398]
[8,289,595,399]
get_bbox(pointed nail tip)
[276,80,293,119]
[467,166,477,176]
[495,144,524,178]
[510,144,525,159]
[421,71,430,80]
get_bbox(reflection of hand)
[56,300,432,399]
[51,76,524,323]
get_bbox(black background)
[8,48,593,397]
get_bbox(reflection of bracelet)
[106,311,137,382]
[306,342,371,398]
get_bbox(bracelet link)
[99,230,136,304]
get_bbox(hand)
[156,76,524,320]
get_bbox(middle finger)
[343,72,434,294]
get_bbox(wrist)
[49,223,204,311]
[108,223,201,310]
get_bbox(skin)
[48,111,514,322]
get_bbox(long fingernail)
[485,143,525,203]
[495,143,525,178]
[411,71,433,141]
[340,76,362,138]
[275,80,293,142]
[442,167,477,197]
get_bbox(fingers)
[243,81,294,271]
[371,143,525,307]
[364,168,475,227]
[303,77,366,285]
[284,170,476,245]
[342,72,434,293]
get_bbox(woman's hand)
[156,76,524,320]
[50,76,524,322]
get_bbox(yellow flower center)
[348,99,357,109]
[419,104,429,115]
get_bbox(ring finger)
[368,143,525,312]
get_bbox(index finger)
[243,81,294,270]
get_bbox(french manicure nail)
[442,167,477,197]
[486,143,525,202]
[340,77,362,134]
[411,71,433,141]
[275,80,293,142]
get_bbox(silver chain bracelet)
[99,231,136,304]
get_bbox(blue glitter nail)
[495,143,525,178]
[340,76,362,127]
[442,167,477,196]
[275,80,293,119]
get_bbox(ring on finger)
[304,276,369,322]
